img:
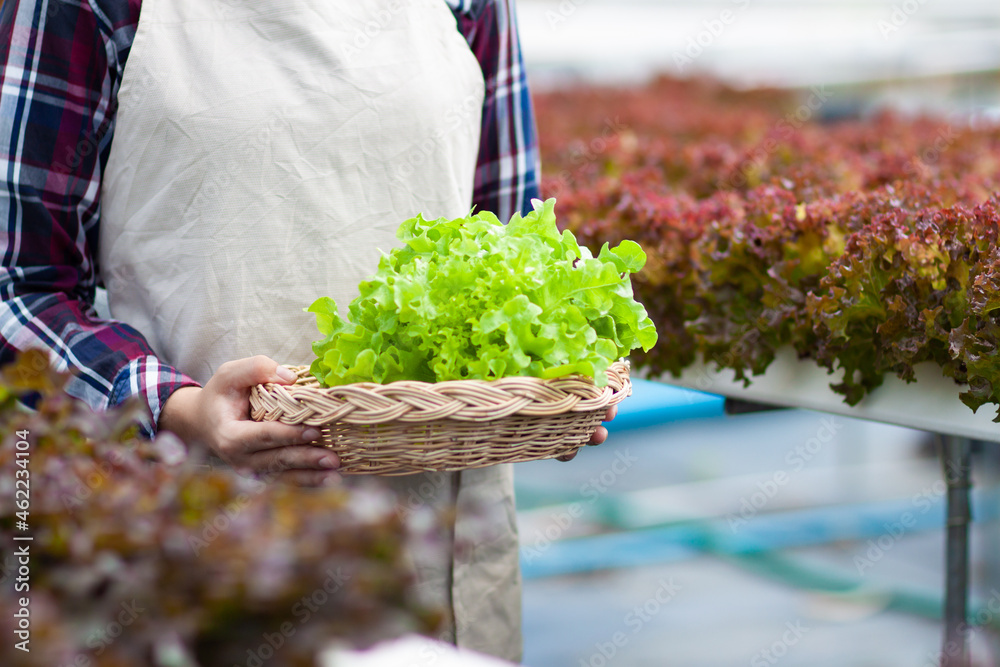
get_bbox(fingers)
[216,355,297,391]
[556,449,579,462]
[561,417,613,462]
[228,420,323,455]
[604,405,618,422]
[246,444,339,473]
[228,443,341,487]
[217,421,337,476]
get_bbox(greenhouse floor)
[515,408,1000,666]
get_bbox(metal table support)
[941,435,972,667]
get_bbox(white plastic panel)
[652,347,1000,442]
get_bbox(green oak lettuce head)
[307,198,658,387]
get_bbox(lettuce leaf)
[308,199,657,387]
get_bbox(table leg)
[941,435,972,667]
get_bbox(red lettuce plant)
[535,76,1000,418]
[0,351,440,667]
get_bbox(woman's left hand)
[557,404,618,462]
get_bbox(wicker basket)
[249,361,631,476]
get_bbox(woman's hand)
[557,404,618,463]
[158,356,340,486]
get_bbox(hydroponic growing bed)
[537,76,1000,427]
[534,75,1000,666]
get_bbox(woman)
[1,0,612,660]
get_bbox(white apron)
[99,0,522,660]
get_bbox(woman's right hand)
[158,356,340,486]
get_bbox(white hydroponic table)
[655,347,999,443]
[654,347,991,667]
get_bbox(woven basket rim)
[250,360,631,425]
[249,361,632,474]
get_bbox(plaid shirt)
[0,0,540,436]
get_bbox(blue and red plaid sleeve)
[455,0,542,219]
[1,0,540,437]
[0,0,198,436]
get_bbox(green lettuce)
[307,199,657,387]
